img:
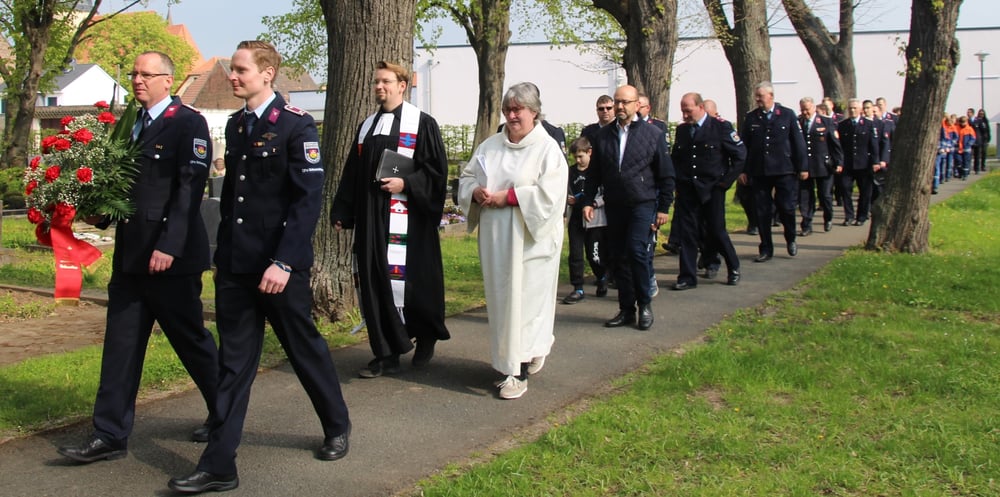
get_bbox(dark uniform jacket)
[584,117,675,212]
[740,104,807,177]
[837,117,880,171]
[671,115,746,202]
[973,116,991,144]
[799,113,843,178]
[114,96,211,276]
[215,93,324,274]
[872,116,892,163]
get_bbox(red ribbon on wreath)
[34,203,102,302]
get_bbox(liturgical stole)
[358,101,421,321]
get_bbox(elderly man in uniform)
[169,40,351,494]
[331,61,451,378]
[836,98,881,226]
[583,85,675,330]
[670,92,745,290]
[738,82,808,262]
[798,97,843,235]
[57,51,219,464]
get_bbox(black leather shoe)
[168,470,239,493]
[359,356,400,378]
[636,304,654,330]
[842,220,851,226]
[191,422,210,443]
[595,281,608,297]
[753,253,772,263]
[704,267,719,279]
[562,290,585,304]
[747,227,759,235]
[317,424,351,461]
[604,310,636,328]
[727,270,741,286]
[57,436,127,463]
[412,339,437,368]
[824,221,833,232]
[799,228,812,237]
[661,242,680,255]
[671,281,695,291]
[853,219,866,226]
[787,241,798,256]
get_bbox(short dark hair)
[569,136,591,154]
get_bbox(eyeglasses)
[127,72,170,81]
[503,106,527,114]
[597,106,613,111]
[614,99,637,106]
[373,78,400,86]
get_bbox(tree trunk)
[2,4,56,170]
[704,0,772,127]
[313,0,416,320]
[468,1,511,148]
[781,0,856,105]
[866,0,962,253]
[592,0,679,122]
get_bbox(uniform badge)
[193,138,208,159]
[262,132,278,141]
[304,141,321,164]
[730,131,741,143]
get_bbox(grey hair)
[503,82,543,118]
[756,81,774,96]
[799,96,814,105]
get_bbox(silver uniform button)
[262,152,269,157]
[236,218,243,224]
[239,174,246,181]
[241,155,247,160]
[237,196,244,202]
[162,217,167,222]
[154,154,160,159]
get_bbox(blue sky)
[103,0,998,62]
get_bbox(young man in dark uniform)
[836,98,881,226]
[58,51,219,464]
[169,40,350,494]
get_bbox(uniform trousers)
[972,145,988,173]
[605,200,656,312]
[839,169,874,223]
[751,174,797,257]
[675,183,739,286]
[799,175,834,230]
[93,272,218,449]
[198,269,350,475]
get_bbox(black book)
[376,149,416,180]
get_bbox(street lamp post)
[974,51,989,112]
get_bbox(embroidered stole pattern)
[358,102,421,321]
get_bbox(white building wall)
[50,68,128,106]
[414,27,1000,128]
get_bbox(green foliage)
[81,11,199,90]
[0,167,27,209]
[260,0,326,79]
[440,124,476,162]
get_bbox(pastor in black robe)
[331,104,451,360]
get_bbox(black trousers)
[198,269,350,475]
[751,174,797,257]
[92,272,218,448]
[973,145,988,173]
[605,200,656,312]
[799,175,834,230]
[839,169,874,223]
[675,184,739,286]
[567,211,607,288]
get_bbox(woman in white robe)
[458,82,568,400]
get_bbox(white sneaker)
[527,356,546,375]
[497,375,527,399]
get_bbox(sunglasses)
[597,106,613,111]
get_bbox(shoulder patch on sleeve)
[284,104,307,116]
[183,103,202,114]
[730,131,741,143]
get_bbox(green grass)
[415,175,1000,496]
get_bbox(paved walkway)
[0,172,986,496]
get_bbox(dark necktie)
[690,123,698,138]
[131,110,149,142]
[244,112,257,137]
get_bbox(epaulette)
[714,116,730,124]
[183,103,202,114]
[284,104,307,116]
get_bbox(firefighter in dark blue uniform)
[170,41,350,494]
[670,92,745,290]
[836,98,881,226]
[798,97,843,235]
[58,51,219,465]
[738,82,808,262]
